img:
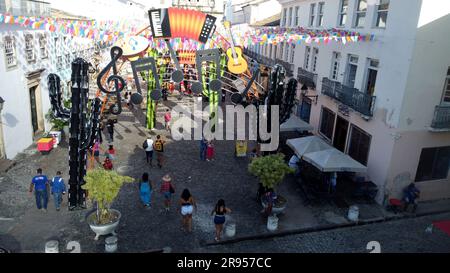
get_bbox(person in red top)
[103,157,113,170]
[164,109,171,131]
[206,140,215,161]
[106,145,116,161]
[160,174,175,211]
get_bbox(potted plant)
[248,153,294,215]
[45,109,69,133]
[82,168,134,240]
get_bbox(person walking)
[211,199,232,242]
[103,157,113,170]
[50,171,66,211]
[92,138,103,164]
[106,145,116,161]
[127,92,133,110]
[29,168,49,211]
[142,136,154,166]
[98,123,104,144]
[199,137,207,161]
[164,109,171,131]
[178,188,197,233]
[206,140,215,161]
[139,172,155,207]
[153,135,165,168]
[106,119,115,142]
[160,174,175,211]
[162,88,168,101]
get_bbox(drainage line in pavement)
[204,209,450,246]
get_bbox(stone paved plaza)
[1,95,449,253]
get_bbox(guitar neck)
[226,27,238,59]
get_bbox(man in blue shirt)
[29,168,49,211]
[50,171,66,211]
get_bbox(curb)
[204,209,450,246]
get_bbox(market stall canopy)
[302,148,368,173]
[286,136,332,157]
[280,115,314,132]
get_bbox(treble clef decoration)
[97,46,125,115]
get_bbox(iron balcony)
[321,77,376,117]
[430,105,450,130]
[297,67,318,89]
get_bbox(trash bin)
[105,236,118,253]
[348,205,359,222]
[267,215,278,231]
[45,240,59,253]
[225,222,236,238]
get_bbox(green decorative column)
[145,49,157,129]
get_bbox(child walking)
[206,141,215,161]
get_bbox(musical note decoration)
[97,46,125,114]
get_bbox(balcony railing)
[297,67,318,89]
[243,48,275,67]
[322,77,376,117]
[275,58,294,77]
[243,48,294,76]
[430,105,450,130]
[0,0,51,17]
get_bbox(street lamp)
[0,96,4,113]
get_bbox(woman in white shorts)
[178,188,197,232]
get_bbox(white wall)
[399,0,450,130]
[260,0,436,203]
[0,23,95,159]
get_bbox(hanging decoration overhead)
[237,26,375,46]
[0,12,375,50]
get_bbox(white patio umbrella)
[302,148,368,173]
[286,136,333,157]
[280,115,314,132]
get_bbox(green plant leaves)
[248,153,294,190]
[82,168,134,224]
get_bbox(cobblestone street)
[1,95,449,253]
[197,212,450,253]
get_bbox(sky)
[46,0,152,21]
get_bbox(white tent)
[302,148,368,173]
[286,136,332,157]
[280,115,314,132]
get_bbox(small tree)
[82,168,134,225]
[248,153,294,191]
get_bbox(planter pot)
[261,195,287,215]
[86,209,121,240]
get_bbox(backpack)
[154,140,163,152]
[142,140,148,149]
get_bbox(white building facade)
[0,0,95,159]
[246,0,450,203]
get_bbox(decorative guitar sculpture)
[223,20,247,75]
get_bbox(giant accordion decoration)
[148,7,217,43]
